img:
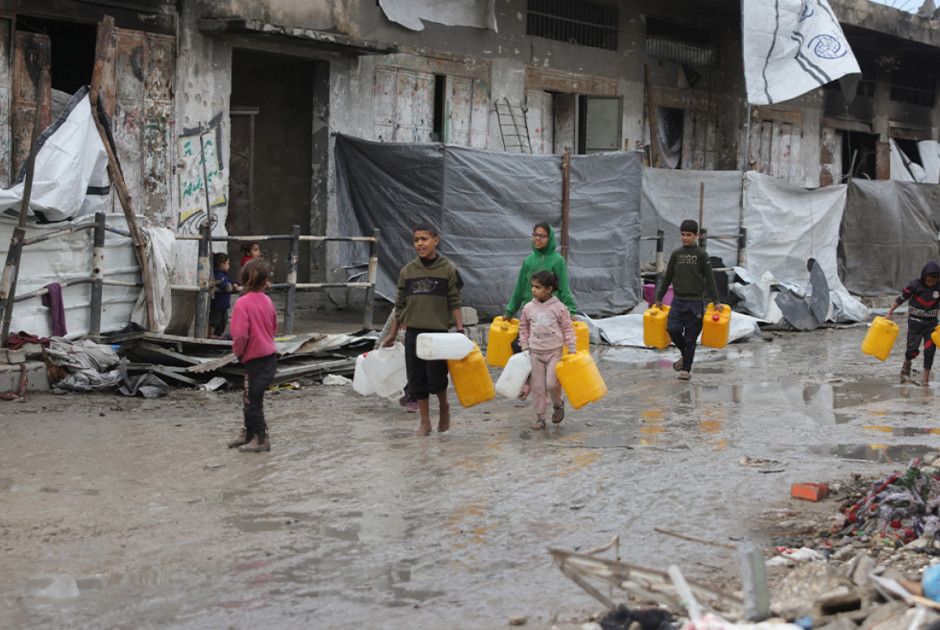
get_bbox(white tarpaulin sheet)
[742,0,860,105]
[378,0,496,32]
[641,169,867,322]
[0,86,110,223]
[587,311,763,348]
[0,213,140,337]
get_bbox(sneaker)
[672,359,684,372]
[678,370,691,380]
[405,400,418,413]
[227,428,252,449]
[551,402,565,424]
[239,434,271,452]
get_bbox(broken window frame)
[526,0,619,51]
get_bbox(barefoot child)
[518,270,576,430]
[228,259,278,452]
[885,260,940,386]
[382,224,463,436]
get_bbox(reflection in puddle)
[811,442,936,463]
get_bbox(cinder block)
[460,306,478,327]
[0,361,50,393]
[791,483,828,502]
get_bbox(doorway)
[230,50,320,283]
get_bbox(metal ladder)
[496,97,532,153]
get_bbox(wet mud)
[1,326,937,628]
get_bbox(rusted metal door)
[12,30,51,180]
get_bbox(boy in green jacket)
[504,222,577,320]
[654,219,723,381]
[383,224,464,436]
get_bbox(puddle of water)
[809,442,935,463]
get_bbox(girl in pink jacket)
[228,259,278,452]
[518,270,577,429]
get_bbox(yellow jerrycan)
[555,350,607,409]
[933,324,940,348]
[643,304,671,349]
[862,316,899,361]
[486,316,519,367]
[563,320,590,355]
[447,342,495,407]
[701,303,730,349]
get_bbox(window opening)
[433,74,446,142]
[890,69,935,107]
[527,0,619,51]
[645,16,718,68]
[16,17,96,96]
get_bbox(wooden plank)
[11,31,50,178]
[0,18,11,186]
[448,76,472,146]
[114,28,145,206]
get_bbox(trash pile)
[561,456,940,630]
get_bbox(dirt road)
[1,324,935,629]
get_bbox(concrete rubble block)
[846,552,878,586]
[857,601,916,630]
[773,562,856,620]
[0,348,27,364]
[0,361,50,393]
[816,616,862,630]
[460,306,478,327]
[815,586,864,618]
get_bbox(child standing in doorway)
[209,252,240,339]
[228,259,278,452]
[885,260,940,386]
[518,270,576,430]
[382,224,464,436]
[654,219,723,381]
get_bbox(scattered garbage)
[322,374,351,386]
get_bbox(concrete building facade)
[1,0,938,306]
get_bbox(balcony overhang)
[198,19,398,56]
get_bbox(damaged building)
[0,0,939,334]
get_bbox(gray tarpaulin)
[334,135,643,318]
[841,179,940,296]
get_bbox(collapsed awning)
[198,19,398,56]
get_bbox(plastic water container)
[446,342,495,407]
[643,305,671,349]
[932,325,940,349]
[361,343,408,397]
[555,350,607,410]
[563,320,591,355]
[486,316,519,367]
[701,303,730,349]
[416,332,475,360]
[352,353,374,395]
[862,316,899,361]
[495,350,531,399]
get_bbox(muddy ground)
[1,320,937,629]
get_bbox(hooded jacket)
[518,294,577,353]
[895,260,940,320]
[504,225,577,318]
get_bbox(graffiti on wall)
[177,114,226,234]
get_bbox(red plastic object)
[791,483,829,502]
[712,313,720,321]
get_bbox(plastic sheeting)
[0,86,110,223]
[841,179,940,296]
[378,0,496,32]
[335,135,643,318]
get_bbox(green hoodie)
[504,225,577,318]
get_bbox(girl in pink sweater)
[228,260,278,452]
[518,270,577,430]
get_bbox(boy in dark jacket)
[654,219,723,381]
[209,252,240,338]
[886,260,940,386]
[382,224,464,436]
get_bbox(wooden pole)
[698,181,705,247]
[90,15,156,331]
[645,66,660,168]
[561,151,570,260]
[0,65,47,345]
